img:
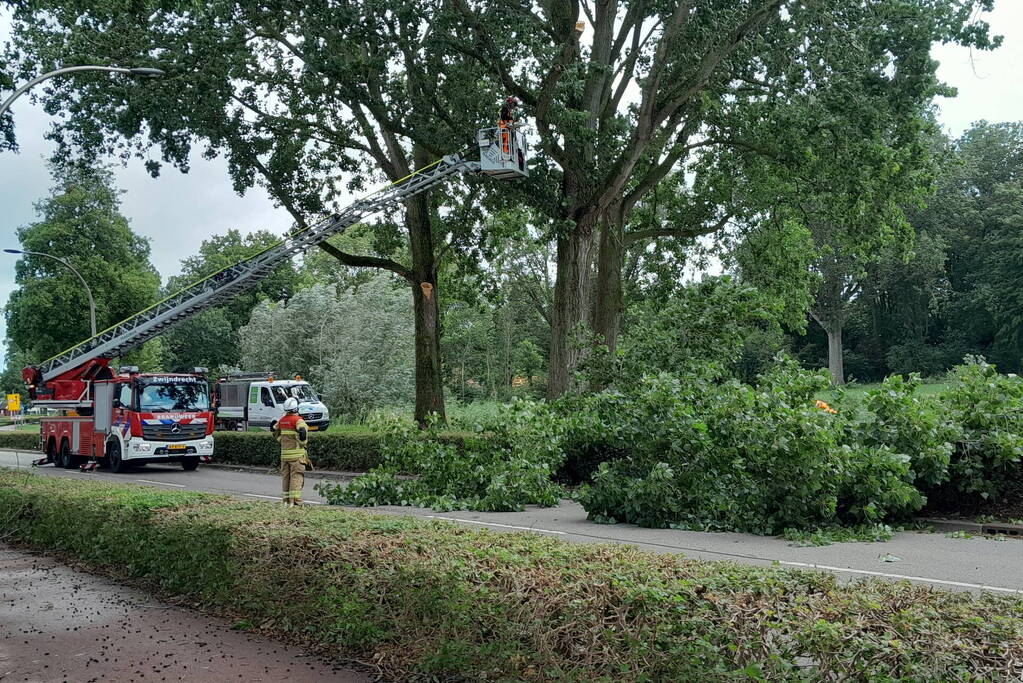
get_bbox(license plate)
[308,425,318,431]
[168,444,187,451]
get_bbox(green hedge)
[0,432,41,450]
[212,430,470,471]
[1,472,1020,681]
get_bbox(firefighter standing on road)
[272,397,312,505]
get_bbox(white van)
[214,373,330,431]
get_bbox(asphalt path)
[2,449,1022,596]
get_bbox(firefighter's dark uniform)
[272,412,311,505]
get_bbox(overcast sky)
[2,3,1022,365]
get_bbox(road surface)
[2,449,1022,595]
[0,545,369,682]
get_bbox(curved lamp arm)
[0,65,165,118]
[3,248,97,337]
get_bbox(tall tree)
[6,0,497,423]
[4,163,160,360]
[439,0,997,396]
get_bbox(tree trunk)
[591,211,625,353]
[826,325,845,385]
[548,219,596,399]
[407,190,446,425]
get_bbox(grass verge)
[1,470,1021,681]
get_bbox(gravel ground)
[0,545,370,682]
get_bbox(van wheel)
[181,457,200,471]
[59,441,75,469]
[107,441,128,473]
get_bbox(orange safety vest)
[273,412,309,461]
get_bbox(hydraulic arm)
[25,152,491,392]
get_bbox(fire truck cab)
[34,361,214,473]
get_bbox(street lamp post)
[0,65,165,118]
[3,249,97,338]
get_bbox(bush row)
[212,431,382,471]
[1,471,1020,681]
[211,430,471,472]
[0,432,40,450]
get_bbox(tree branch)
[316,240,412,281]
[624,212,732,245]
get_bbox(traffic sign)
[6,394,21,412]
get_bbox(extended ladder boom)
[34,154,482,383]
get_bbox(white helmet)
[283,397,299,412]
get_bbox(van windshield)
[138,380,210,412]
[274,384,315,402]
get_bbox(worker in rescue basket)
[499,96,518,156]
[272,397,313,505]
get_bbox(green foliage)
[853,374,960,489]
[239,277,415,422]
[589,277,783,388]
[793,122,1023,381]
[572,361,932,534]
[317,402,565,512]
[441,226,552,403]
[943,358,1023,501]
[3,472,1023,681]
[4,164,160,360]
[0,348,35,406]
[781,524,895,547]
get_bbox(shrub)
[942,357,1023,501]
[574,361,932,533]
[318,401,565,511]
[4,472,1022,681]
[854,374,960,490]
[212,431,386,471]
[0,432,41,450]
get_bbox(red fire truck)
[25,359,214,472]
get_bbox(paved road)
[0,545,369,682]
[3,449,1022,595]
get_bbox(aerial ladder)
[24,125,529,405]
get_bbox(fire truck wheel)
[181,457,200,471]
[46,439,58,465]
[59,441,75,469]
[107,441,128,474]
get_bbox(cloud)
[931,3,1023,136]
